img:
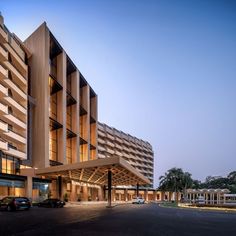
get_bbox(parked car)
[195,196,205,205]
[38,198,65,208]
[0,197,31,211]
[132,197,145,204]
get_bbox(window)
[66,106,72,130]
[49,130,57,161]
[67,75,72,93]
[1,156,20,174]
[49,93,57,120]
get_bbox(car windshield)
[1,197,13,203]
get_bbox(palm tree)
[181,172,193,199]
[159,168,193,201]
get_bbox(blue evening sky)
[1,0,236,187]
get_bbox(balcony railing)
[0,25,8,43]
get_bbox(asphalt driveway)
[0,203,236,236]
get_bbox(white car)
[132,197,145,204]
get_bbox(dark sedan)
[38,198,65,208]
[0,197,31,211]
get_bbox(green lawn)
[160,202,179,208]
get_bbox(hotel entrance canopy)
[35,156,150,186]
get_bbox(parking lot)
[1,202,236,236]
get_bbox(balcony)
[3,43,27,78]
[1,77,27,101]
[98,153,106,159]
[0,139,8,150]
[122,152,129,159]
[0,119,8,132]
[3,61,26,88]
[106,140,114,148]
[98,137,105,144]
[114,150,122,156]
[106,147,115,155]
[98,146,106,152]
[0,102,7,115]
[2,114,26,130]
[3,96,27,115]
[3,130,26,144]
[0,45,8,61]
[0,64,8,79]
[4,147,26,160]
[123,146,130,153]
[98,129,105,137]
[10,37,25,62]
[123,139,130,146]
[106,133,114,141]
[0,83,8,98]
[114,143,122,150]
[0,25,8,43]
[115,136,123,144]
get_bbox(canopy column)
[107,169,112,208]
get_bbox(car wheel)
[7,205,11,212]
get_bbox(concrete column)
[161,192,164,201]
[82,185,88,201]
[57,52,67,164]
[25,176,33,199]
[70,183,77,201]
[136,183,139,198]
[144,190,148,201]
[153,190,157,201]
[124,189,128,202]
[98,186,103,201]
[57,176,62,199]
[71,71,80,163]
[112,187,116,202]
[107,170,112,208]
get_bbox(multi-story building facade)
[24,22,98,168]
[0,14,30,197]
[98,122,154,186]
[24,22,98,199]
[0,14,152,203]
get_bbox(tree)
[227,171,236,193]
[228,171,236,183]
[181,172,193,199]
[159,168,193,201]
[192,180,201,189]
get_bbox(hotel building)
[0,14,30,197]
[98,123,154,186]
[0,15,153,204]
